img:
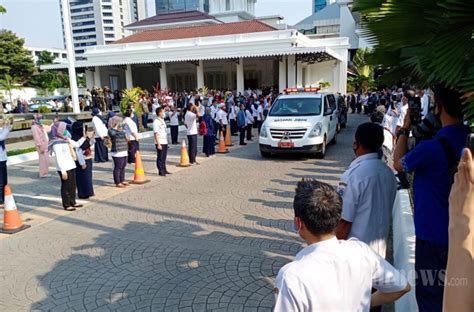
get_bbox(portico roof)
[41,30,349,70]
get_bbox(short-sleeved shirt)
[274,237,407,312]
[401,124,470,244]
[153,117,168,145]
[338,153,397,257]
[124,117,138,141]
[217,109,228,125]
[184,111,197,135]
[396,104,408,127]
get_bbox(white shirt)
[52,142,76,173]
[274,237,407,312]
[251,105,258,117]
[396,103,408,127]
[245,109,253,124]
[229,105,237,120]
[124,117,138,141]
[338,153,397,257]
[210,105,218,120]
[421,92,430,118]
[153,117,168,145]
[257,105,264,121]
[92,116,108,138]
[217,109,228,125]
[184,111,197,135]
[0,127,11,162]
[169,111,179,126]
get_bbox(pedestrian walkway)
[0,115,367,311]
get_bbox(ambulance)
[259,88,339,158]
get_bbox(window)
[53,52,59,57]
[103,12,113,17]
[72,20,95,27]
[71,13,94,20]
[74,34,96,40]
[71,6,93,13]
[75,49,85,54]
[269,98,322,116]
[105,41,115,44]
[74,42,96,47]
[34,51,40,56]
[62,53,67,58]
[70,0,93,7]
[103,19,114,24]
[226,0,230,11]
[72,27,95,34]
[102,5,112,10]
[104,26,114,31]
[105,34,115,38]
[120,14,123,20]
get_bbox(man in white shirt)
[257,100,264,134]
[216,104,228,139]
[91,108,109,163]
[274,179,410,311]
[228,101,238,136]
[336,123,397,258]
[184,103,199,165]
[124,107,140,164]
[153,107,170,176]
[168,106,180,144]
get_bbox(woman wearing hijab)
[108,116,129,188]
[71,121,95,199]
[202,107,216,157]
[49,121,83,211]
[92,108,109,163]
[0,118,11,208]
[31,113,50,178]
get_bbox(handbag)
[103,136,112,149]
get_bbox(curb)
[393,189,418,312]
[7,126,186,167]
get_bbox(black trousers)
[246,124,253,140]
[187,134,198,164]
[257,120,262,134]
[58,169,77,208]
[127,140,140,164]
[112,156,127,185]
[170,125,179,144]
[218,124,227,140]
[239,127,246,144]
[0,161,7,204]
[415,238,448,312]
[230,119,238,135]
[156,144,168,174]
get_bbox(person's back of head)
[432,84,464,120]
[354,123,384,154]
[371,111,385,124]
[293,179,342,237]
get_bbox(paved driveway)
[0,114,367,311]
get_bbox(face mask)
[63,130,71,138]
[38,119,43,125]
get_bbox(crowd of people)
[0,83,472,310]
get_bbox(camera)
[408,96,422,126]
[411,112,441,143]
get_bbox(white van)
[259,91,339,158]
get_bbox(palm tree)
[348,48,374,93]
[0,5,6,14]
[120,87,145,130]
[0,74,19,105]
[353,0,474,124]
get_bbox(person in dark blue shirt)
[393,85,470,312]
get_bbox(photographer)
[393,84,470,312]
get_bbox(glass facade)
[155,0,205,14]
[313,0,327,13]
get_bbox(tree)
[36,50,55,66]
[0,5,6,14]
[29,71,61,96]
[0,74,20,104]
[348,48,375,93]
[121,87,145,130]
[0,30,35,83]
[353,0,474,124]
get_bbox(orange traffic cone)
[224,128,233,147]
[177,139,191,167]
[1,185,30,234]
[131,151,150,184]
[217,131,229,153]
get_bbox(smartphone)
[466,133,474,153]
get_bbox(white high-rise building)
[60,0,147,60]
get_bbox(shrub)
[38,105,52,113]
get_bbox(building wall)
[306,61,339,93]
[26,47,68,65]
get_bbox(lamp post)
[60,0,80,113]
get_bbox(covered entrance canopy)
[43,20,349,94]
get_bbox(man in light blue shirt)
[336,123,397,258]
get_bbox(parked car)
[28,102,57,113]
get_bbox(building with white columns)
[45,2,349,95]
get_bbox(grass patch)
[7,147,37,157]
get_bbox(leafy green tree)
[29,71,62,96]
[348,48,375,93]
[0,30,35,83]
[353,0,474,124]
[0,74,20,104]
[0,5,6,14]
[36,50,55,66]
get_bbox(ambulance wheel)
[260,151,271,158]
[316,136,327,159]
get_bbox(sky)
[0,0,311,49]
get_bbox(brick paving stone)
[0,115,367,310]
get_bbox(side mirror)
[324,108,333,115]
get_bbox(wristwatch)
[397,128,410,138]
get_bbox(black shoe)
[165,171,172,174]
[159,173,166,177]
[240,143,247,145]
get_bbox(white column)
[85,69,94,90]
[60,0,80,113]
[287,55,296,88]
[304,65,312,87]
[296,61,303,87]
[125,64,133,89]
[340,51,348,94]
[332,62,340,93]
[278,56,287,92]
[236,58,244,94]
[159,62,168,90]
[93,66,101,87]
[197,60,204,90]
